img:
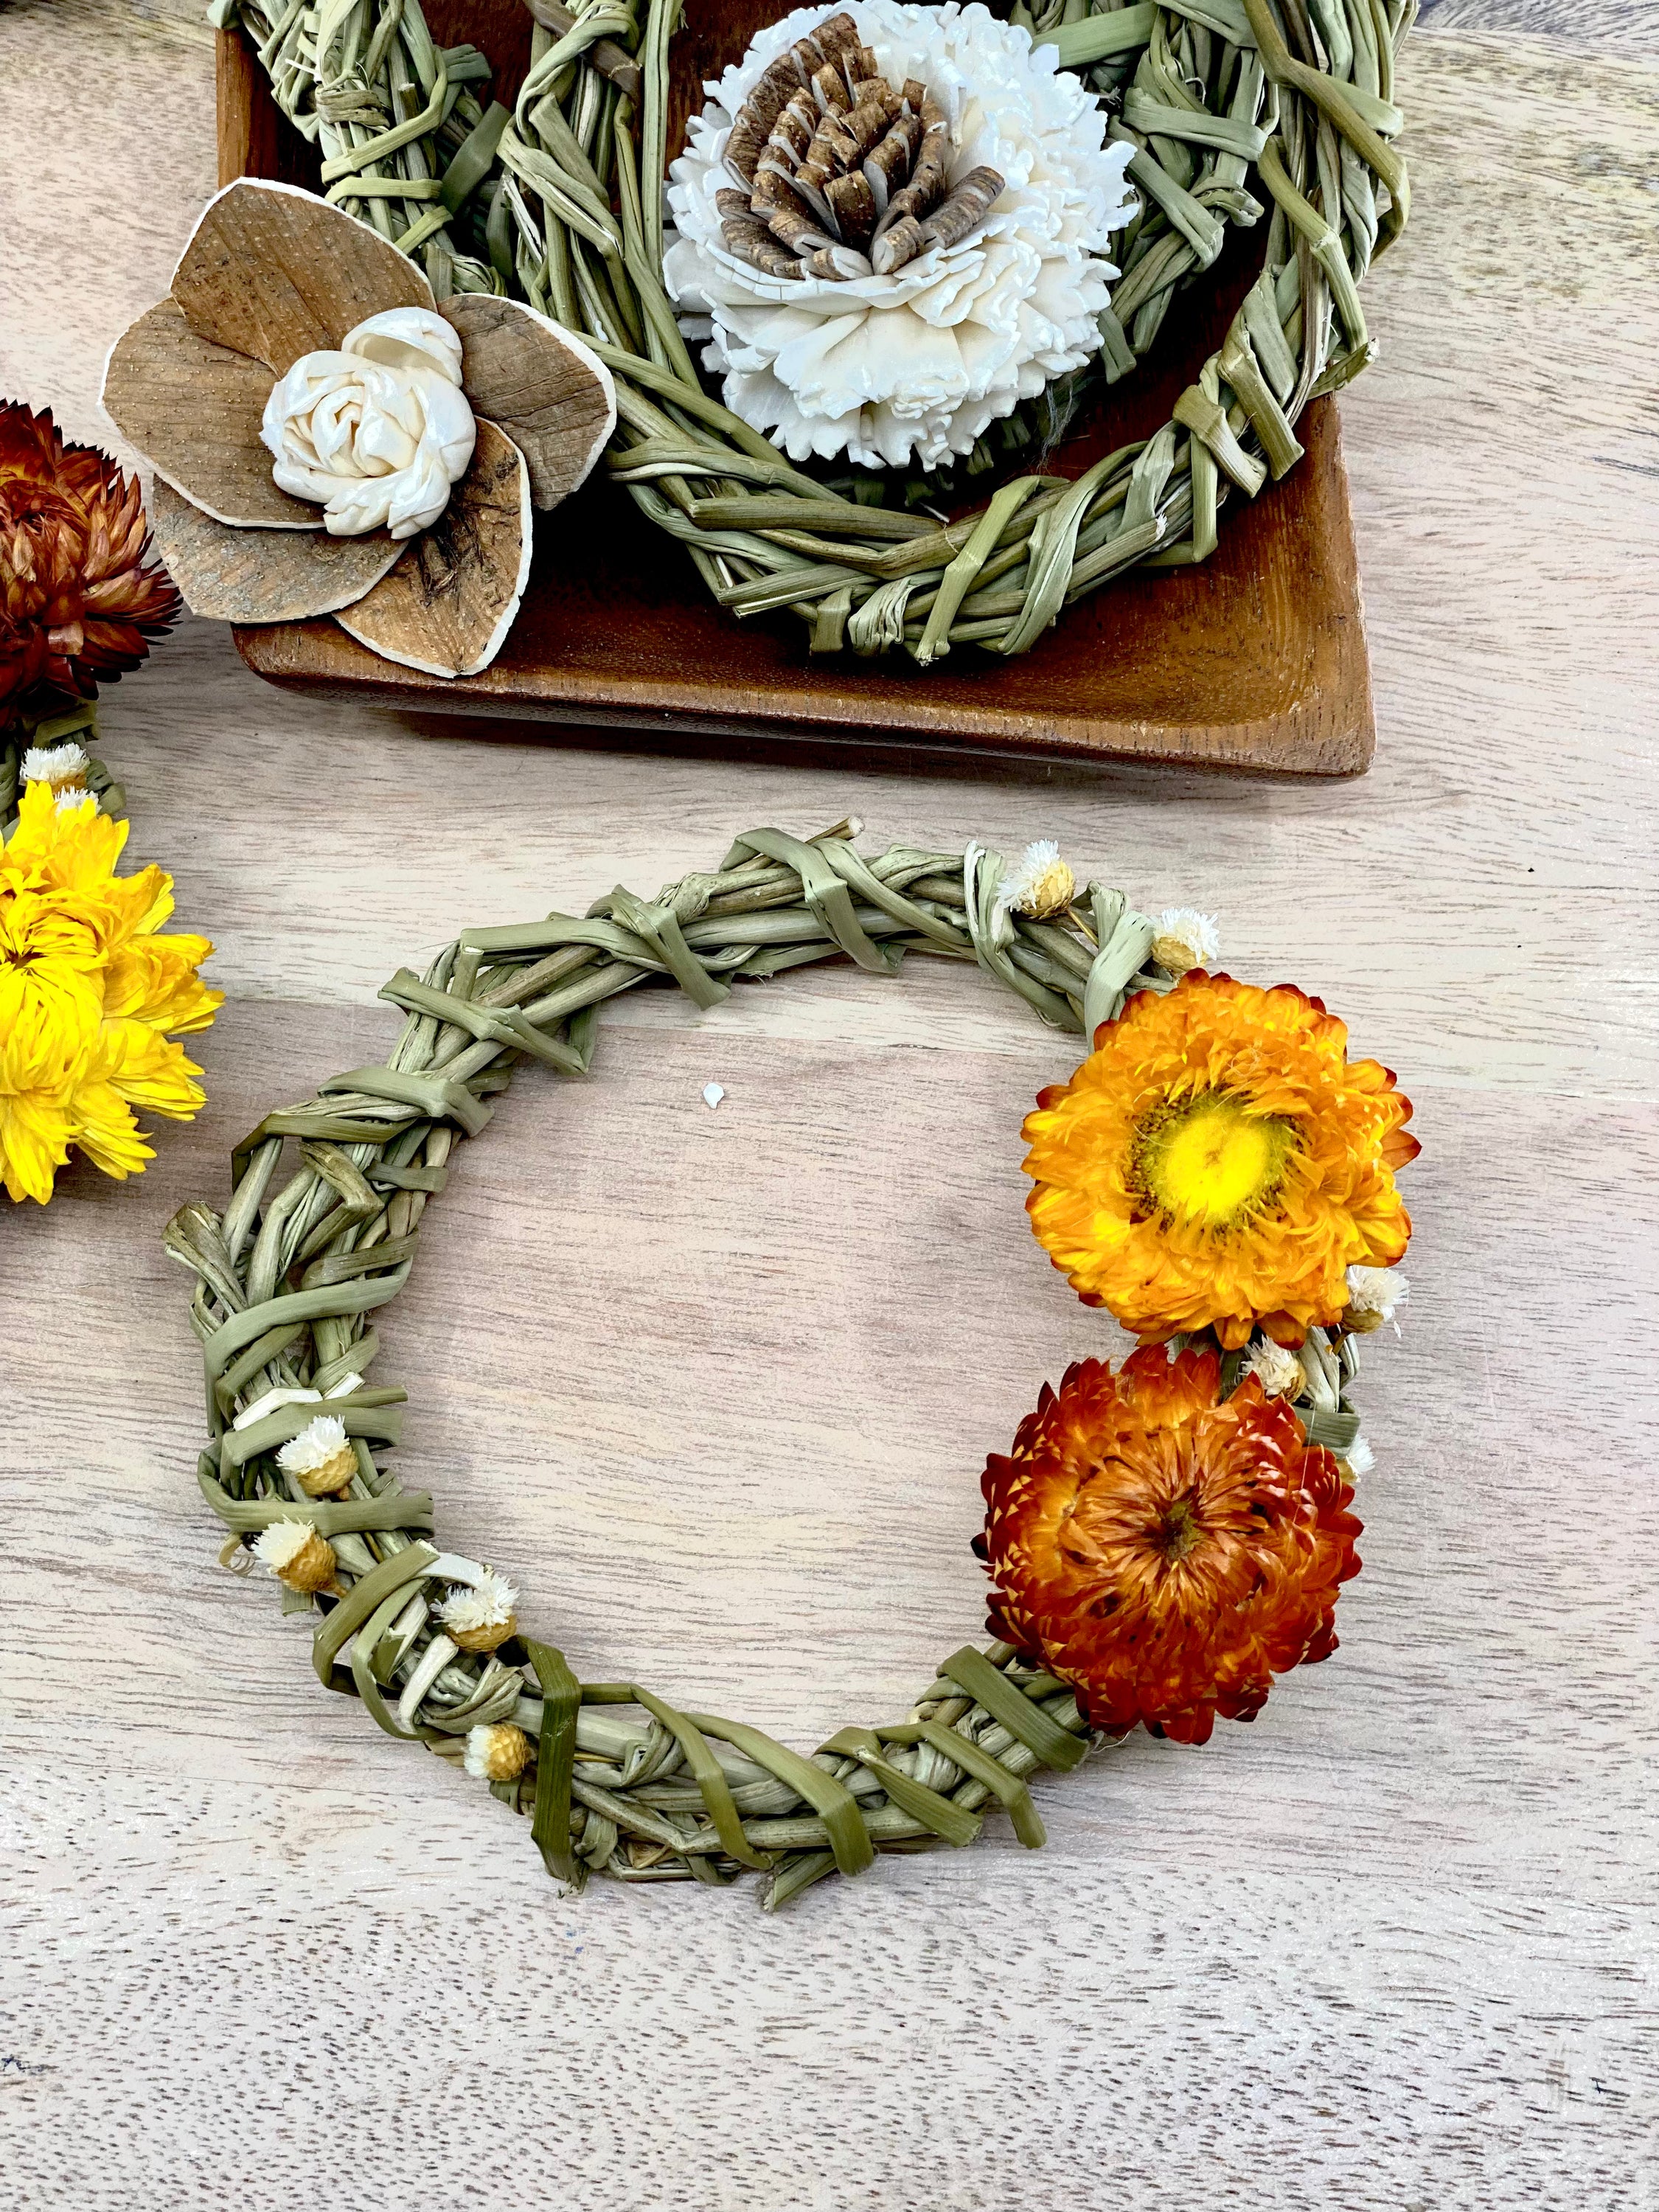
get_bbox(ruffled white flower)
[996,838,1074,919]
[1242,1338,1305,1399]
[1150,908,1220,975]
[261,307,476,538]
[664,1,1135,470]
[1345,1265,1409,1329]
[276,1413,356,1497]
[22,742,88,792]
[438,1568,519,1652]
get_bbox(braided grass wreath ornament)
[167,822,1416,1910]
[193,0,1412,669]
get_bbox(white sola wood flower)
[261,307,476,538]
[664,1,1135,470]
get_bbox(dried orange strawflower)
[0,402,180,732]
[1023,971,1418,1349]
[978,1346,1362,1744]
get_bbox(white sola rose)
[664,0,1135,471]
[260,306,476,538]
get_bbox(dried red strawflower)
[977,1345,1362,1745]
[0,401,181,732]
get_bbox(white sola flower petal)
[664,0,1136,470]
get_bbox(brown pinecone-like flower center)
[718,10,1004,282]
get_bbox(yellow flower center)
[1133,1088,1297,1231]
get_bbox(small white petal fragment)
[1241,1338,1306,1399]
[1150,908,1220,975]
[260,306,476,538]
[54,788,98,815]
[464,1721,532,1783]
[233,1384,322,1431]
[438,1568,520,1653]
[252,1517,337,1593]
[997,839,1075,920]
[276,1412,358,1497]
[703,1082,726,1110]
[22,742,88,792]
[1343,1265,1409,1333]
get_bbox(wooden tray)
[216,4,1374,775]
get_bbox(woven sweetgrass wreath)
[166,821,1403,1910]
[215,0,1412,662]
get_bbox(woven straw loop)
[173,820,1262,1904]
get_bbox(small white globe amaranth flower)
[664,1,1136,470]
[1150,908,1220,975]
[22,742,88,792]
[995,838,1075,920]
[276,1412,358,1496]
[439,1568,520,1652]
[1342,1435,1375,1478]
[464,1722,532,1783]
[1345,1265,1409,1332]
[1241,1338,1305,1399]
[261,306,476,538]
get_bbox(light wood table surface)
[2,4,1655,2206]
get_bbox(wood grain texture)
[219,1,1378,775]
[173,176,433,375]
[1,6,1657,2211]
[335,420,532,675]
[439,292,617,511]
[102,298,318,528]
[147,475,403,621]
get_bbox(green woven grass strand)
[175,821,1235,1906]
[218,0,1413,661]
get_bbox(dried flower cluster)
[0,779,219,1204]
[717,9,1004,282]
[0,402,179,734]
